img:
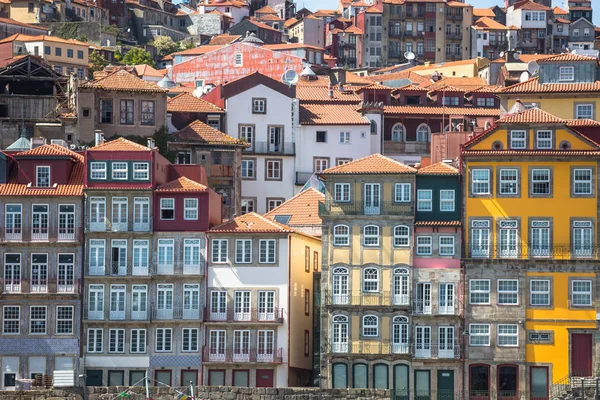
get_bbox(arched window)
[391,123,405,142]
[363,267,379,292]
[332,315,349,353]
[416,123,430,142]
[363,225,380,246]
[362,315,379,336]
[353,363,368,388]
[392,268,410,305]
[332,363,348,388]
[392,316,409,354]
[394,225,410,247]
[332,267,349,305]
[333,225,350,246]
[370,120,377,134]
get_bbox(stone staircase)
[551,376,600,400]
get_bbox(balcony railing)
[384,141,431,155]
[323,290,411,307]
[2,227,82,242]
[323,341,460,359]
[2,278,79,294]
[205,308,284,323]
[202,347,283,364]
[151,305,204,321]
[464,244,600,260]
[110,262,127,276]
[83,306,106,320]
[88,262,204,276]
[5,230,21,241]
[31,228,49,241]
[58,230,76,241]
[412,300,432,315]
[243,141,295,155]
[84,306,152,321]
[319,201,413,217]
[87,220,151,233]
[412,342,460,359]
[151,262,205,276]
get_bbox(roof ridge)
[265,187,324,216]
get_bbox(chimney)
[94,130,104,146]
[147,138,155,149]
[328,84,334,98]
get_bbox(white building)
[195,0,250,25]
[286,15,325,48]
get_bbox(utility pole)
[145,370,151,400]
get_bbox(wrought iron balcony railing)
[322,341,460,359]
[204,308,284,323]
[464,244,600,260]
[319,201,413,217]
[202,347,283,364]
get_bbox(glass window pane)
[374,364,388,389]
[415,370,430,398]
[353,364,368,388]
[531,368,548,398]
[394,365,409,393]
[333,363,348,388]
[208,370,225,386]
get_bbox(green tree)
[152,36,179,58]
[121,47,154,67]
[89,50,107,74]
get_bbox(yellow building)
[461,107,600,398]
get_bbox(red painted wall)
[85,150,153,189]
[153,192,220,231]
[16,158,73,185]
[168,164,208,186]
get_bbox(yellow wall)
[42,41,89,67]
[502,96,600,120]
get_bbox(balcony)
[110,308,126,320]
[151,305,204,321]
[412,300,432,315]
[132,265,150,276]
[384,141,431,156]
[2,278,79,294]
[88,262,204,277]
[210,164,234,178]
[319,201,413,217]
[133,222,151,232]
[464,244,600,261]
[323,341,460,359]
[31,228,49,242]
[243,141,295,155]
[322,290,411,307]
[109,262,127,276]
[202,347,283,364]
[5,229,21,241]
[83,306,106,320]
[88,265,105,276]
[151,262,205,276]
[413,342,460,359]
[87,220,151,233]
[446,32,463,40]
[447,12,463,20]
[58,229,76,241]
[205,308,284,323]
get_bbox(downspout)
[287,234,292,388]
[201,232,210,387]
[461,260,466,400]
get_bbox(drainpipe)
[461,260,466,400]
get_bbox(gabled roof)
[133,64,164,78]
[538,53,598,63]
[255,5,277,14]
[243,18,281,32]
[155,176,208,192]
[473,7,496,17]
[426,77,488,92]
[90,137,151,152]
[296,85,362,102]
[221,71,296,99]
[284,17,298,28]
[498,77,600,94]
[417,162,459,175]
[209,34,241,45]
[171,120,246,146]
[496,107,563,124]
[80,70,166,93]
[167,92,225,113]
[265,188,324,227]
[320,153,417,175]
[259,13,284,21]
[299,103,368,125]
[395,83,429,92]
[552,5,568,15]
[513,0,550,11]
[210,212,295,233]
[0,33,89,46]
[474,16,508,30]
[0,18,48,31]
[15,144,81,159]
[555,17,570,24]
[171,44,225,57]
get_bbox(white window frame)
[469,324,490,346]
[130,329,146,353]
[416,236,432,256]
[575,104,594,120]
[573,169,592,195]
[510,130,526,149]
[530,279,550,306]
[471,169,490,195]
[56,305,73,335]
[87,328,103,353]
[559,66,574,82]
[572,279,592,306]
[362,268,379,292]
[439,190,455,212]
[362,315,378,337]
[470,279,490,304]
[241,159,255,178]
[499,169,518,195]
[333,225,350,246]
[160,198,175,220]
[339,132,351,144]
[212,239,228,263]
[536,130,552,149]
[363,225,380,247]
[182,328,199,352]
[417,190,432,211]
[29,306,46,335]
[90,162,107,180]
[394,183,411,202]
[394,225,410,247]
[497,279,519,305]
[235,239,252,264]
[334,183,351,202]
[132,162,149,180]
[498,324,518,347]
[3,306,19,334]
[184,198,198,220]
[573,221,593,257]
[36,165,51,187]
[252,98,265,113]
[155,328,173,352]
[108,328,125,353]
[259,239,276,263]
[531,169,551,195]
[438,236,455,256]
[111,162,128,180]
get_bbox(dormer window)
[90,162,107,180]
[559,66,574,82]
[510,130,526,149]
[132,163,150,180]
[112,162,128,180]
[36,166,50,187]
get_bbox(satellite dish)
[513,52,521,61]
[519,71,530,82]
[69,144,77,150]
[527,60,539,75]
[404,51,415,60]
[203,84,214,94]
[282,69,299,86]
[499,51,505,58]
[571,49,577,54]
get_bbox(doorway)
[571,334,593,376]
[469,365,490,400]
[86,370,103,386]
[497,365,518,400]
[438,370,454,400]
[256,369,274,387]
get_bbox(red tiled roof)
[0,18,48,31]
[265,188,324,227]
[15,143,81,159]
[496,107,563,124]
[473,7,496,17]
[80,70,165,93]
[367,70,431,85]
[284,17,298,28]
[552,6,568,14]
[155,176,207,192]
[209,34,241,45]
[384,105,500,117]
[171,45,225,57]
[210,212,295,233]
[321,153,417,175]
[296,85,362,102]
[447,1,470,7]
[0,33,88,46]
[255,5,277,14]
[247,19,281,32]
[312,9,337,16]
[167,92,225,113]
[417,162,459,175]
[462,150,600,156]
[513,0,550,11]
[554,17,570,23]
[396,83,429,92]
[299,103,368,125]
[133,64,164,78]
[499,77,600,94]
[474,16,508,30]
[259,13,284,21]
[90,137,151,151]
[414,220,461,226]
[538,53,598,63]
[566,119,600,127]
[171,120,245,145]
[427,77,488,92]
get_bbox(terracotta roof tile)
[496,107,563,124]
[155,176,207,192]
[312,9,337,16]
[414,220,461,226]
[299,103,368,125]
[171,45,225,57]
[538,53,598,63]
[427,77,488,92]
[247,19,281,32]
[255,5,277,13]
[365,4,382,12]
[90,137,151,152]
[552,5,568,14]
[462,150,600,157]
[296,85,362,102]
[396,83,429,92]
[133,64,164,78]
[384,105,500,117]
[210,212,295,233]
[258,13,284,21]
[0,18,48,31]
[80,70,165,93]
[513,0,550,11]
[15,144,82,160]
[473,7,496,17]
[0,34,88,46]
[209,34,241,45]
[499,77,600,94]
[265,188,324,226]
[171,120,246,145]
[417,162,459,175]
[514,54,555,63]
[566,119,600,127]
[321,153,417,175]
[466,85,502,93]
[167,92,225,113]
[474,16,508,30]
[284,17,298,27]
[263,43,325,51]
[446,1,470,7]
[554,17,570,23]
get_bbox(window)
[575,104,593,119]
[416,124,430,142]
[530,280,550,306]
[469,324,490,346]
[394,226,410,247]
[333,225,350,246]
[559,66,574,82]
[120,100,134,125]
[510,130,526,149]
[90,162,107,180]
[363,268,379,292]
[109,329,125,353]
[417,190,432,211]
[572,280,592,306]
[212,239,228,263]
[239,125,254,149]
[536,130,552,149]
[67,49,73,58]
[235,53,242,66]
[573,169,592,195]
[314,158,329,173]
[498,280,518,305]
[241,199,254,214]
[573,221,593,257]
[529,332,552,342]
[339,132,350,144]
[133,163,149,180]
[87,328,103,352]
[130,329,146,353]
[259,239,276,263]
[5,204,22,239]
[31,206,48,240]
[471,169,490,195]
[531,169,550,195]
[77,50,84,59]
[530,220,550,256]
[182,328,199,352]
[30,306,46,334]
[241,159,255,178]
[133,198,150,231]
[184,198,198,220]
[56,306,73,334]
[470,279,490,304]
[141,101,155,125]
[498,324,518,347]
[316,131,327,143]
[160,198,174,220]
[499,169,518,195]
[395,183,411,202]
[334,183,351,202]
[111,162,127,180]
[55,47,61,56]
[439,236,455,256]
[89,239,105,274]
[391,123,405,142]
[266,160,281,180]
[363,225,380,246]
[36,166,50,187]
[304,289,310,315]
[44,45,50,54]
[362,315,378,337]
[252,98,266,114]
[416,236,432,255]
[155,328,172,352]
[3,306,19,334]
[440,190,455,211]
[235,239,252,263]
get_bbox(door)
[111,197,127,231]
[530,367,548,400]
[415,326,431,358]
[470,365,490,400]
[571,334,593,376]
[332,269,349,305]
[269,127,282,152]
[2,357,18,389]
[234,291,251,321]
[332,316,348,353]
[364,183,380,215]
[131,285,147,320]
[258,291,275,321]
[181,370,198,386]
[392,317,409,354]
[183,284,200,319]
[439,283,455,314]
[110,240,127,275]
[129,371,145,386]
[415,283,432,314]
[210,291,227,321]
[86,370,103,386]
[233,330,250,362]
[415,370,430,400]
[157,284,174,320]
[155,370,171,386]
[393,269,409,305]
[108,370,124,386]
[497,365,518,400]
[256,369,274,388]
[208,370,225,386]
[394,364,409,400]
[109,285,126,320]
[438,370,454,400]
[438,327,455,358]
